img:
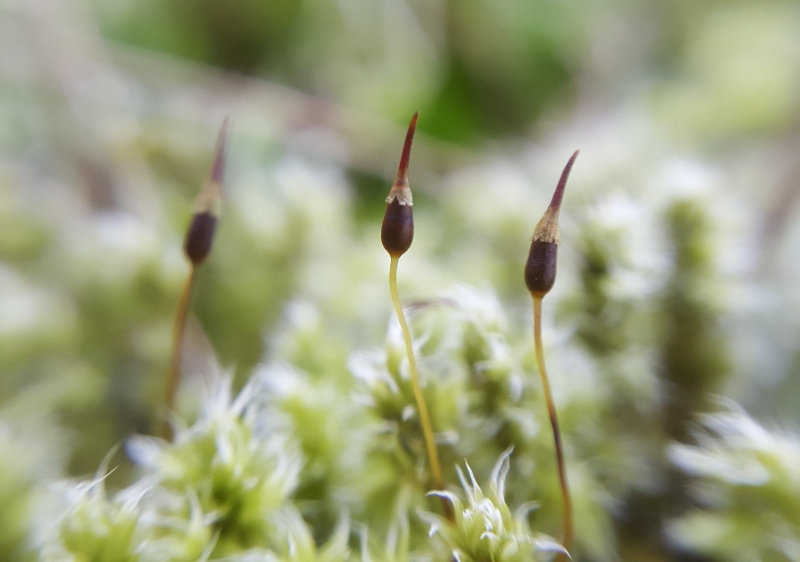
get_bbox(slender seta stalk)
[532,295,572,556]
[163,118,229,440]
[525,150,579,557]
[388,255,443,491]
[164,267,196,437]
[381,113,451,519]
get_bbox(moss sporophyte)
[526,150,579,559]
[164,118,229,440]
[381,113,454,520]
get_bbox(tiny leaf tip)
[396,112,419,184]
[548,150,579,211]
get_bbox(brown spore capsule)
[185,212,218,265]
[382,199,414,256]
[525,239,558,296]
[381,112,418,257]
[525,150,579,297]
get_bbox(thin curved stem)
[389,255,452,519]
[163,266,197,440]
[533,295,573,558]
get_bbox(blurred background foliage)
[2,0,800,560]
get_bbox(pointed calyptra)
[185,117,229,266]
[381,112,418,258]
[525,150,579,298]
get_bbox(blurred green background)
[2,0,800,560]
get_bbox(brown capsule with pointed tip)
[381,113,418,257]
[525,150,579,297]
[184,118,229,266]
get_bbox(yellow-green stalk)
[525,150,579,557]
